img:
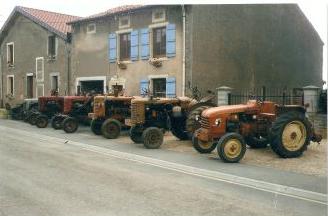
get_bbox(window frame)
[6,42,14,67]
[119,32,131,61]
[152,26,167,58]
[87,23,96,34]
[6,75,14,96]
[26,73,34,98]
[47,35,57,58]
[50,72,60,93]
[152,9,166,23]
[119,16,130,29]
[35,57,44,82]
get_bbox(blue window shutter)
[140,79,149,96]
[140,28,149,60]
[166,77,176,98]
[166,24,176,58]
[108,33,117,63]
[131,30,139,61]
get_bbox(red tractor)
[29,96,64,128]
[193,100,322,163]
[50,96,93,133]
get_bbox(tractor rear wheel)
[90,119,103,135]
[270,112,311,158]
[186,105,213,138]
[142,127,164,149]
[192,133,217,154]
[101,119,121,139]
[245,135,269,149]
[217,133,246,163]
[51,115,64,130]
[63,117,79,133]
[129,126,143,144]
[171,117,189,140]
[36,115,48,128]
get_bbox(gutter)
[182,5,186,97]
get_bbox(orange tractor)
[193,100,322,163]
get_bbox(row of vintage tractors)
[9,91,322,163]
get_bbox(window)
[152,78,166,97]
[152,9,166,23]
[48,35,57,57]
[119,16,130,28]
[51,75,59,92]
[26,74,33,98]
[7,76,14,95]
[87,23,96,33]
[36,57,44,82]
[119,33,131,61]
[7,42,14,66]
[153,27,166,58]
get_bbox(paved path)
[0,120,326,216]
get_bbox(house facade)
[69,4,323,99]
[0,6,79,105]
[69,5,183,98]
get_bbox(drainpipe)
[181,5,186,97]
[65,36,71,96]
[0,52,2,107]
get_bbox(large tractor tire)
[171,117,189,140]
[192,133,217,154]
[142,127,164,149]
[36,115,48,128]
[217,133,246,163]
[90,119,103,135]
[129,125,143,144]
[51,115,64,130]
[63,117,79,133]
[270,112,311,158]
[29,113,39,125]
[186,105,213,138]
[245,135,269,149]
[101,119,121,139]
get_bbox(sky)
[0,0,326,85]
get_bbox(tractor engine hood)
[202,101,259,118]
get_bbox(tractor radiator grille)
[200,116,210,129]
[131,102,145,124]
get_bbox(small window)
[119,33,131,61]
[153,27,166,58]
[36,57,44,82]
[152,78,166,97]
[51,75,59,92]
[87,23,96,33]
[48,35,57,57]
[119,16,130,28]
[152,9,166,23]
[7,43,14,66]
[7,76,14,95]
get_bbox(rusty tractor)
[193,100,322,163]
[88,95,133,139]
[50,96,93,133]
[128,95,216,149]
[29,96,64,128]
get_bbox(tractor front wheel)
[129,126,143,144]
[217,133,246,163]
[36,115,48,128]
[90,119,103,135]
[51,115,64,130]
[29,113,39,125]
[63,117,79,133]
[171,117,189,140]
[192,134,217,154]
[142,127,164,149]
[270,112,311,158]
[101,119,121,139]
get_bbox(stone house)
[68,4,323,99]
[0,6,79,105]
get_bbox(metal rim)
[38,118,47,127]
[148,131,162,147]
[282,120,307,151]
[223,138,242,159]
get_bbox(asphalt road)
[0,120,327,216]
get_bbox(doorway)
[26,75,33,98]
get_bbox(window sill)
[47,56,57,61]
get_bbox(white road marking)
[1,125,327,205]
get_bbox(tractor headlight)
[195,115,200,121]
[215,118,222,126]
